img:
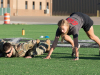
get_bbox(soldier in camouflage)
[0,39,50,58]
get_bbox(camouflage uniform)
[0,39,49,57]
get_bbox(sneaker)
[72,44,80,57]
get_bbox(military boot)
[36,39,40,47]
[45,39,50,52]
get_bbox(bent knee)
[89,35,95,40]
[61,34,65,38]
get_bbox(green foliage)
[0,24,100,75]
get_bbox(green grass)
[0,24,57,40]
[0,24,100,40]
[0,24,100,75]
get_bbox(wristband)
[75,57,79,59]
[47,55,50,57]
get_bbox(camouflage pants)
[15,40,37,57]
[33,42,48,56]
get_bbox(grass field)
[0,24,100,75]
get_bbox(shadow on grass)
[34,52,74,59]
[53,52,70,55]
[34,52,100,60]
[94,55,100,56]
[79,56,100,60]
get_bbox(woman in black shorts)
[44,12,100,60]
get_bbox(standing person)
[44,12,100,60]
[0,39,50,58]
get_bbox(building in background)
[0,0,52,16]
[52,0,100,16]
[0,0,100,16]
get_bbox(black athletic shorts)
[70,12,93,32]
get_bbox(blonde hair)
[57,19,70,43]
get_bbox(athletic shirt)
[56,14,84,37]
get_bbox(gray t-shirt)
[56,14,84,37]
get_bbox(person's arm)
[73,34,79,60]
[44,36,59,59]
